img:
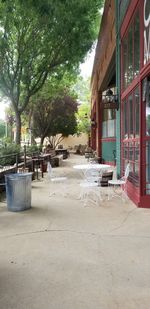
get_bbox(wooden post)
[15,153,18,172]
[24,145,26,168]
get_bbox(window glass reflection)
[122,10,140,90]
[123,37,128,89]
[124,99,128,139]
[102,109,116,138]
[134,13,140,76]
[145,80,150,136]
[122,87,140,187]
[135,87,139,137]
[128,26,133,84]
[129,95,133,137]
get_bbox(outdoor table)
[55,149,68,159]
[73,163,111,204]
[40,153,51,161]
[73,164,111,171]
[73,163,111,178]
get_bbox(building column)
[96,91,102,159]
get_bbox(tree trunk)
[40,136,45,146]
[15,112,21,145]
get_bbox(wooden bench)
[55,149,68,159]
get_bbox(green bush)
[26,145,41,156]
[0,144,21,166]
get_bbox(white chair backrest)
[47,161,52,178]
[124,163,130,179]
[84,168,100,182]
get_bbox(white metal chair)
[79,167,102,206]
[108,163,130,200]
[47,162,67,197]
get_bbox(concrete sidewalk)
[0,154,150,309]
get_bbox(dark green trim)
[115,0,121,176]
[119,0,130,26]
[102,141,116,164]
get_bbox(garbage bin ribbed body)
[5,173,32,212]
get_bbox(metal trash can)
[5,173,32,212]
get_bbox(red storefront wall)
[121,0,150,207]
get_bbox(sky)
[0,48,96,121]
[80,47,95,78]
[0,100,9,120]
[0,104,6,120]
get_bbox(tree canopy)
[0,0,103,144]
[74,76,91,135]
[32,93,78,147]
[0,119,5,139]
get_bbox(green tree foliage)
[0,119,5,138]
[25,72,78,143]
[32,93,78,147]
[74,76,91,135]
[74,76,91,103]
[4,106,16,142]
[0,0,102,144]
[77,103,91,134]
[32,71,78,104]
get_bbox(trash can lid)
[5,172,33,179]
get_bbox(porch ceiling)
[99,51,116,92]
[91,0,116,95]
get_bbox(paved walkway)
[0,154,150,309]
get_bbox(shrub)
[0,144,21,166]
[26,145,41,156]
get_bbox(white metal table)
[73,164,111,172]
[73,164,111,178]
[73,163,111,205]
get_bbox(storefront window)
[129,94,133,137]
[122,87,140,185]
[123,37,128,89]
[144,0,150,65]
[145,79,150,136]
[128,26,133,84]
[123,99,128,139]
[122,10,140,89]
[135,87,140,137]
[134,13,140,76]
[141,76,150,194]
[129,142,134,160]
[102,110,107,138]
[135,142,140,179]
[102,109,116,138]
